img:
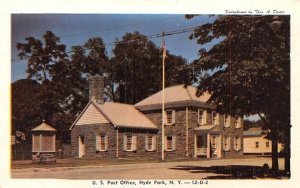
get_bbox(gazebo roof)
[32,122,56,132]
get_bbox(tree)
[111,31,190,104]
[188,15,290,176]
[16,31,109,143]
[12,79,42,142]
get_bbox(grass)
[11,157,161,169]
[11,155,278,170]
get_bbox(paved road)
[11,157,284,179]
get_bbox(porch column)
[194,133,197,158]
[116,128,119,158]
[185,106,189,156]
[218,134,222,158]
[207,133,210,158]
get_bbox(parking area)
[11,157,285,179]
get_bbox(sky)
[11,14,217,82]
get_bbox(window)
[224,114,230,128]
[223,136,231,151]
[164,135,176,151]
[266,141,270,148]
[127,135,133,150]
[165,110,175,125]
[235,116,242,128]
[123,135,137,151]
[255,142,259,148]
[234,137,242,151]
[212,111,219,125]
[96,135,108,151]
[145,136,156,151]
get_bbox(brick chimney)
[88,74,104,104]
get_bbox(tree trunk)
[272,130,279,176]
[284,124,291,177]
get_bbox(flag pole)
[161,32,166,161]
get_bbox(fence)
[12,144,32,160]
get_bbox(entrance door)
[210,134,221,158]
[196,135,207,157]
[78,136,85,158]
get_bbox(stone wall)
[71,106,243,159]
[117,128,158,159]
[144,106,244,159]
[71,123,117,158]
[71,124,159,159]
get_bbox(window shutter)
[123,135,127,150]
[153,136,156,151]
[222,137,226,150]
[238,137,242,150]
[172,135,176,151]
[132,136,137,151]
[95,135,99,151]
[234,137,237,150]
[105,135,108,151]
[197,109,200,124]
[171,110,176,125]
[203,110,207,125]
[164,111,167,125]
[216,113,220,125]
[227,137,231,150]
[145,136,148,151]
[164,136,167,151]
[238,117,242,128]
[228,116,231,127]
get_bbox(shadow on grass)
[170,165,286,179]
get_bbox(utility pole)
[161,32,166,161]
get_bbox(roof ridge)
[104,101,135,107]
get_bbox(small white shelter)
[31,121,56,162]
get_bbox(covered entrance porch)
[194,126,222,158]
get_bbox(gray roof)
[97,102,157,129]
[70,100,158,130]
[243,131,262,136]
[135,85,212,111]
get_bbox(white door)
[78,136,85,158]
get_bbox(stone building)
[70,75,243,159]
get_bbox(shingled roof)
[98,102,157,129]
[32,122,56,132]
[70,100,157,130]
[135,84,211,110]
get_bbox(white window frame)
[197,109,204,125]
[96,134,108,152]
[145,135,156,151]
[223,136,231,151]
[234,116,242,128]
[224,114,231,128]
[123,135,137,151]
[164,135,176,151]
[212,111,219,126]
[234,137,242,151]
[164,110,175,125]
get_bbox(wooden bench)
[40,153,56,163]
